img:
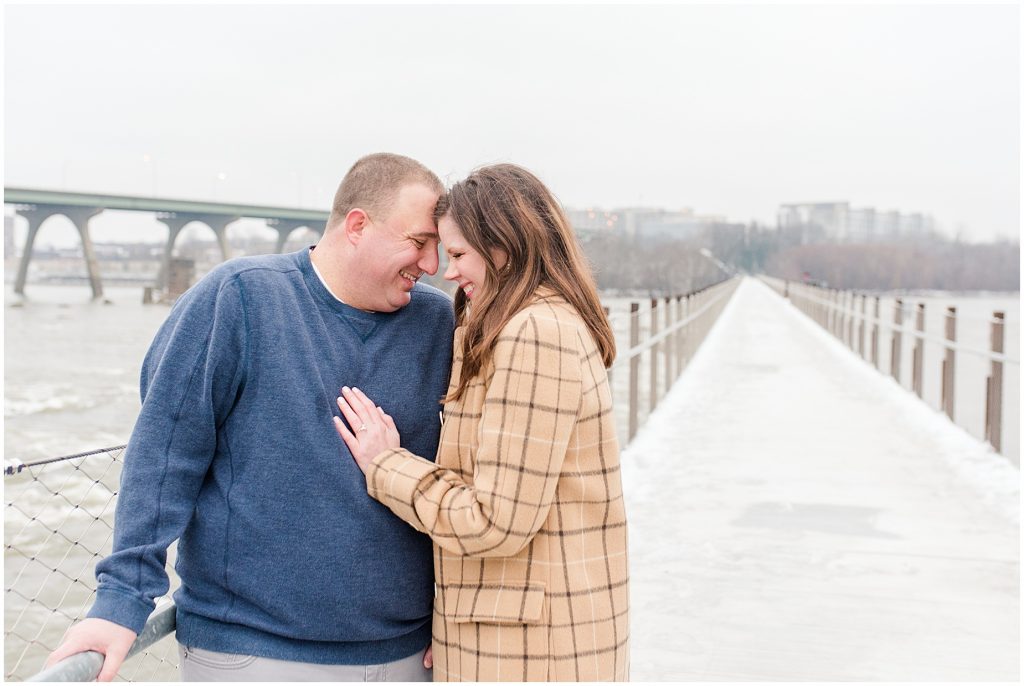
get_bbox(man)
[46,153,454,681]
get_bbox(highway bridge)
[4,188,328,299]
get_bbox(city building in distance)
[565,207,727,243]
[777,202,937,243]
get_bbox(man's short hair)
[328,153,443,229]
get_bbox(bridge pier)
[154,215,190,290]
[154,214,239,289]
[204,215,237,263]
[13,209,49,296]
[14,206,105,299]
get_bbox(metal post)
[834,289,841,336]
[985,312,1004,453]
[836,290,843,338]
[841,291,848,344]
[891,298,903,383]
[819,287,825,329]
[675,295,684,378]
[649,298,659,411]
[840,291,848,343]
[872,296,880,369]
[820,286,826,327]
[942,307,956,420]
[912,303,925,398]
[664,296,674,389]
[847,292,855,348]
[858,294,866,358]
[826,289,833,333]
[629,302,640,441]
[845,291,852,347]
[683,294,692,366]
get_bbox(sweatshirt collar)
[308,247,346,305]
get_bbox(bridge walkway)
[623,278,1019,681]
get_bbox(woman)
[334,164,629,682]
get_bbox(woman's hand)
[333,386,400,474]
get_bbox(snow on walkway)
[622,277,1019,681]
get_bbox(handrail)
[780,282,1019,365]
[4,445,128,477]
[610,280,736,370]
[26,603,177,682]
[764,275,1017,460]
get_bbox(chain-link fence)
[4,446,180,682]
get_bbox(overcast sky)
[4,3,1020,246]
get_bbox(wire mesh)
[4,446,180,682]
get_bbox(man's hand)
[46,618,137,682]
[423,644,433,669]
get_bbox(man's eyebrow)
[405,230,439,239]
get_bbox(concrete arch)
[268,219,324,253]
[14,206,105,299]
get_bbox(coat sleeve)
[366,310,583,558]
[88,275,248,634]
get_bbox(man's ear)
[343,208,370,246]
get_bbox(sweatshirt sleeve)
[88,275,248,633]
[366,310,582,558]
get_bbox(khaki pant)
[177,644,432,682]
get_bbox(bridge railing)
[5,279,741,682]
[606,277,740,443]
[763,277,1019,464]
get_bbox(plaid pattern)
[368,290,629,681]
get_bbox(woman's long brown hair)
[440,164,616,402]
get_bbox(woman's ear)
[491,249,509,272]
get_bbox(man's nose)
[419,245,440,276]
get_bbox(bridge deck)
[624,278,1019,681]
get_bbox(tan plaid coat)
[367,290,629,681]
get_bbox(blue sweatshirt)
[89,248,454,665]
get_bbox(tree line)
[579,222,1019,293]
